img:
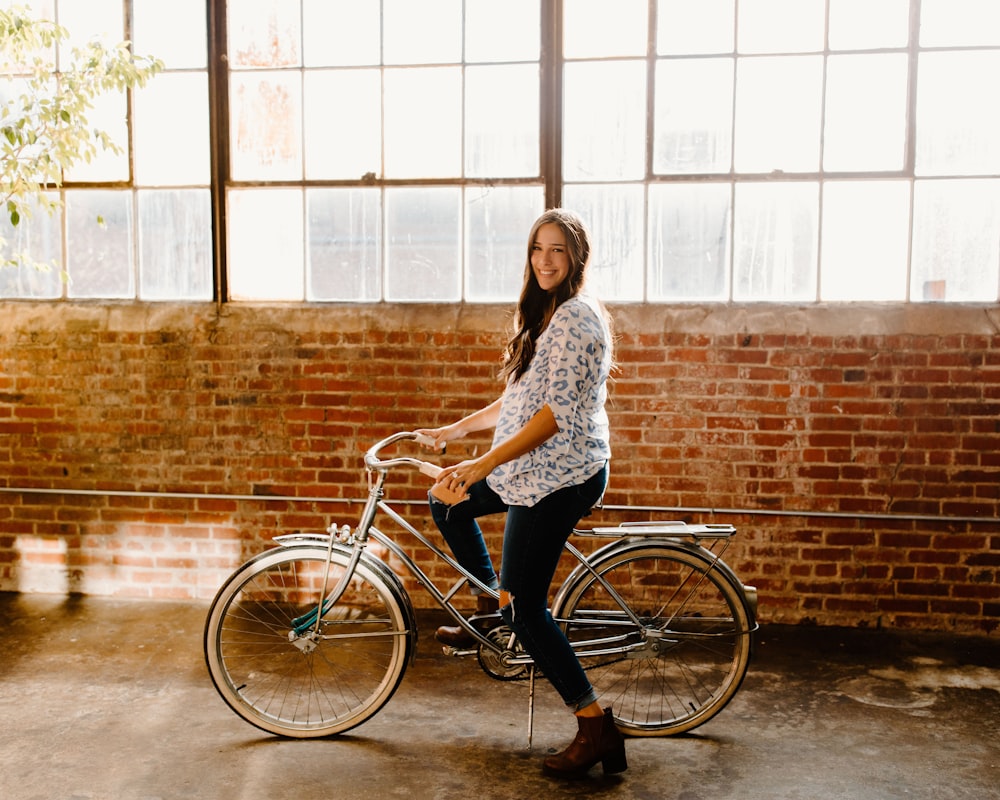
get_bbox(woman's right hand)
[414,426,455,452]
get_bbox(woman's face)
[530,222,571,293]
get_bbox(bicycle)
[203,431,759,741]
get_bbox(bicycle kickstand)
[527,665,536,750]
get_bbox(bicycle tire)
[204,543,413,737]
[554,540,753,736]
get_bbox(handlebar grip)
[413,432,445,452]
[418,461,443,479]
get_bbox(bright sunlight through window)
[1,0,998,305]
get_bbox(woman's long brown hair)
[498,209,598,385]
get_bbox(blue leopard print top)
[487,294,611,507]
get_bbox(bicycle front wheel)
[556,542,753,736]
[204,544,412,738]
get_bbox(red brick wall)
[1,301,998,634]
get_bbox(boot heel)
[601,748,628,774]
[599,707,627,774]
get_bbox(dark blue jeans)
[429,465,608,710]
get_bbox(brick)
[878,598,930,614]
[929,599,982,615]
[910,549,962,566]
[825,597,879,613]
[933,533,989,550]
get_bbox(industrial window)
[0,0,213,301]
[1,0,998,303]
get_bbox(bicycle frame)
[289,431,756,666]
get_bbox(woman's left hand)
[432,405,557,500]
[435,456,493,500]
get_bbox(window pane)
[303,0,380,67]
[228,188,305,300]
[0,74,30,103]
[920,0,1000,47]
[385,187,461,302]
[916,51,1000,176]
[733,182,818,301]
[829,0,909,50]
[563,184,645,301]
[0,196,62,299]
[658,0,735,55]
[564,0,648,58]
[735,56,822,173]
[384,67,462,178]
[0,260,61,299]
[737,0,824,54]
[66,191,133,299]
[383,0,462,65]
[824,54,907,172]
[564,60,646,181]
[133,0,207,69]
[228,0,300,68]
[465,65,539,178]
[138,190,212,301]
[654,58,734,174]
[56,0,122,66]
[820,181,909,301]
[307,188,382,302]
[1,75,47,184]
[230,72,303,180]
[648,183,731,301]
[62,91,128,182]
[464,186,543,303]
[466,0,540,62]
[304,70,382,180]
[912,179,1000,302]
[134,73,210,185]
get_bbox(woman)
[416,208,625,779]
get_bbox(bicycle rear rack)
[583,520,736,539]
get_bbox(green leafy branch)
[1,5,163,269]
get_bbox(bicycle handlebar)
[364,431,434,473]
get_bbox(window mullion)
[903,0,921,176]
[541,0,562,209]
[207,0,230,305]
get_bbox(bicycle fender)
[272,540,419,659]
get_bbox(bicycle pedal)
[441,645,477,657]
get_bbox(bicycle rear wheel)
[204,543,412,737]
[556,542,753,736]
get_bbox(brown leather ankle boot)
[543,707,627,778]
[435,594,500,648]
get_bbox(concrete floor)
[0,593,998,800]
